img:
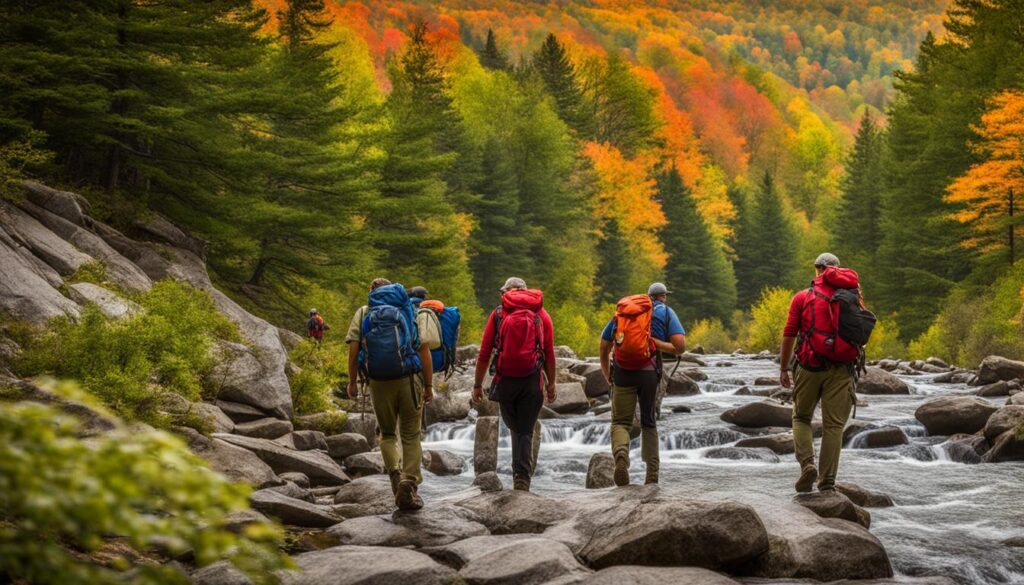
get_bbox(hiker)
[345,278,440,510]
[599,282,686,486]
[472,277,556,492]
[408,286,428,308]
[412,287,462,382]
[779,253,876,493]
[306,309,329,345]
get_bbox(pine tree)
[596,217,632,304]
[532,33,592,137]
[658,166,737,324]
[584,53,661,157]
[833,114,884,276]
[479,29,509,71]
[734,172,798,308]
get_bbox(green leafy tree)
[581,53,661,157]
[833,114,884,276]
[734,172,798,308]
[657,166,737,324]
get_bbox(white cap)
[500,277,527,292]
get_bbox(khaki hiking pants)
[610,368,661,474]
[369,375,424,484]
[792,363,853,487]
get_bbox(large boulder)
[194,438,280,488]
[341,414,378,448]
[66,282,140,320]
[424,388,471,425]
[982,428,1024,462]
[458,537,589,585]
[857,367,911,395]
[249,488,338,528]
[456,491,573,535]
[474,416,499,474]
[982,406,1024,442]
[215,400,268,423]
[423,449,466,476]
[734,432,794,455]
[549,382,590,414]
[914,396,999,436]
[279,546,456,585]
[234,417,293,439]
[835,482,895,508]
[213,433,350,486]
[191,561,253,585]
[0,232,81,324]
[976,355,1024,384]
[975,380,1013,397]
[331,476,395,519]
[586,452,615,489]
[664,370,700,396]
[720,400,793,428]
[472,471,503,492]
[210,340,292,420]
[326,505,488,548]
[792,490,870,529]
[292,430,328,451]
[584,566,740,585]
[569,362,611,398]
[325,433,370,461]
[941,433,989,464]
[189,402,235,434]
[850,426,909,449]
[344,452,385,478]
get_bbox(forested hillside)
[2,0,1022,364]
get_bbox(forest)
[1,0,1022,365]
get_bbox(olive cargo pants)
[792,363,853,487]
[369,375,424,484]
[610,368,660,474]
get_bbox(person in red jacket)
[472,277,557,492]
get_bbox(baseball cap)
[408,286,428,299]
[500,277,527,292]
[648,282,671,295]
[814,253,840,268]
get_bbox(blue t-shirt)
[601,301,686,342]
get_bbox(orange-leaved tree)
[945,90,1024,264]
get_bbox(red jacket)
[784,268,861,368]
[476,290,555,382]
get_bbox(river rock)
[982,405,1024,442]
[914,396,999,436]
[680,353,708,366]
[941,433,989,464]
[425,388,471,425]
[196,438,281,488]
[933,370,974,384]
[976,355,1024,384]
[189,401,235,433]
[279,472,310,489]
[735,432,794,455]
[753,376,777,386]
[982,428,1024,462]
[326,504,488,548]
[569,362,611,398]
[331,476,395,518]
[720,400,792,428]
[234,417,293,439]
[279,545,456,585]
[340,414,378,448]
[292,430,328,451]
[857,367,910,395]
[213,433,350,486]
[975,380,1013,397]
[268,480,314,503]
[683,368,708,381]
[793,490,870,529]
[843,419,878,445]
[215,400,268,423]
[456,344,480,365]
[344,451,385,477]
[586,452,615,489]
[851,426,909,448]
[458,536,589,585]
[423,449,466,476]
[210,340,292,420]
[474,416,499,474]
[664,371,700,396]
[66,282,140,319]
[191,561,253,585]
[1009,392,1024,406]
[456,491,573,534]
[704,447,780,463]
[835,482,895,507]
[549,382,590,414]
[472,471,503,492]
[249,488,338,528]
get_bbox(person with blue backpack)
[409,286,462,381]
[345,278,440,510]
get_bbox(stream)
[419,354,1024,584]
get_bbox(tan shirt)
[345,305,441,350]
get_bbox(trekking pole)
[669,354,682,378]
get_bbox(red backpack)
[492,289,545,378]
[612,294,655,370]
[796,267,862,366]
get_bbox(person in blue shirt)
[598,282,686,486]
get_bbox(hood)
[502,289,543,312]
[817,266,860,289]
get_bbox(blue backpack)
[432,307,461,377]
[358,284,421,381]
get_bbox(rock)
[683,368,708,381]
[21,182,91,226]
[279,472,310,489]
[326,504,488,548]
[976,380,1013,397]
[586,452,615,489]
[293,430,328,451]
[474,416,499,474]
[793,490,870,529]
[857,367,911,395]
[1009,392,1024,406]
[249,488,338,528]
[0,234,81,324]
[132,213,207,258]
[269,480,314,503]
[548,382,589,414]
[926,356,950,369]
[457,491,573,535]
[843,419,878,445]
[941,433,989,464]
[850,426,909,449]
[753,376,777,386]
[734,432,794,455]
[720,400,792,428]
[569,362,611,398]
[876,359,899,371]
[195,438,281,488]
[835,482,895,508]
[976,355,1024,384]
[344,452,385,477]
[740,495,893,580]
[458,537,588,585]
[326,433,371,461]
[215,400,268,423]
[423,449,466,476]
[213,433,350,486]
[210,340,292,420]
[424,388,471,425]
[933,370,973,384]
[704,447,780,463]
[279,546,456,585]
[553,345,577,359]
[331,476,395,518]
[189,402,235,433]
[909,360,948,374]
[584,566,740,585]
[66,282,140,319]
[455,344,480,364]
[982,428,1024,462]
[234,417,293,439]
[472,471,503,492]
[341,414,378,448]
[191,561,253,585]
[1003,536,1024,547]
[680,353,708,367]
[664,371,700,396]
[982,405,1024,442]
[914,396,999,436]
[672,405,693,414]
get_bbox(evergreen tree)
[657,166,737,324]
[479,29,509,71]
[532,33,592,137]
[734,172,798,308]
[583,53,661,157]
[596,217,632,304]
[833,114,884,276]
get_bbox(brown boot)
[513,476,531,492]
[395,479,423,511]
[644,466,659,485]
[613,451,630,487]
[795,464,818,493]
[388,470,402,496]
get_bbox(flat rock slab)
[199,438,280,488]
[249,489,338,528]
[67,282,140,319]
[326,504,488,548]
[234,417,293,439]
[331,476,395,518]
[279,545,456,585]
[422,534,538,569]
[792,491,870,529]
[458,537,589,585]
[213,433,350,486]
[587,566,741,584]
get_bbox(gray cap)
[814,253,840,268]
[408,286,428,299]
[500,277,527,292]
[648,282,671,296]
[309,308,317,315]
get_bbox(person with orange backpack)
[472,277,557,492]
[306,309,330,345]
[599,282,687,486]
[779,253,876,493]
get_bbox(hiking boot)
[795,464,818,493]
[395,479,423,511]
[388,470,402,496]
[613,451,630,487]
[513,477,531,492]
[644,467,659,485]
[818,480,836,492]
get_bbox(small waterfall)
[661,428,745,450]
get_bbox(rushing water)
[419,354,1024,584]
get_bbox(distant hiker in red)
[473,277,557,492]
[306,308,329,345]
[779,253,876,493]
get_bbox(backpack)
[419,300,461,378]
[307,315,324,337]
[358,284,421,381]
[490,289,545,378]
[796,267,877,366]
[612,294,656,370]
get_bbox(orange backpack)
[613,294,655,370]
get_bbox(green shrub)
[550,301,614,358]
[744,287,794,352]
[0,383,289,584]
[65,260,110,288]
[288,339,347,416]
[16,280,239,425]
[865,316,906,360]
[294,409,349,435]
[687,319,735,353]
